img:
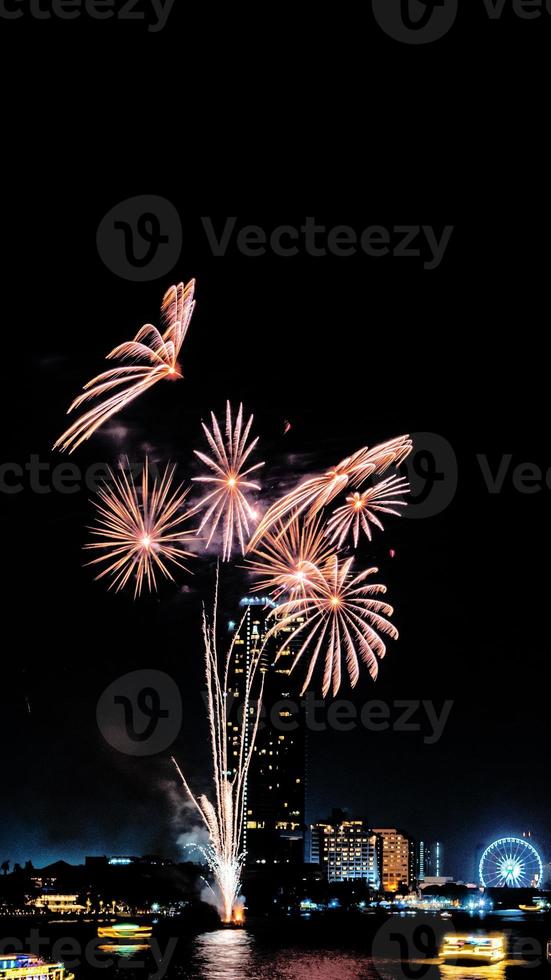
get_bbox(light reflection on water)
[186,930,527,980]
[190,929,371,979]
[97,943,151,959]
[191,931,254,980]
[440,967,506,980]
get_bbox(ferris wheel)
[479,837,543,888]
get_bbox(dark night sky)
[1,4,550,888]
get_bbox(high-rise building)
[373,828,415,892]
[309,814,379,886]
[227,596,306,865]
[432,840,443,877]
[417,840,427,882]
[416,840,443,882]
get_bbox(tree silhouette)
[1,861,9,876]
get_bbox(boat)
[518,904,543,913]
[440,934,506,964]
[97,923,152,941]
[0,955,74,980]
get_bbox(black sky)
[1,3,550,886]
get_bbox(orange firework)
[54,280,196,453]
[326,475,410,547]
[245,514,335,599]
[193,402,264,561]
[265,555,398,697]
[247,436,412,550]
[85,458,194,597]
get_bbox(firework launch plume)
[247,436,412,549]
[84,458,194,598]
[172,585,265,923]
[193,402,264,561]
[326,475,410,547]
[265,555,398,697]
[54,280,196,453]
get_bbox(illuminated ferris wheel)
[479,837,543,888]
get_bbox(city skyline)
[2,828,548,892]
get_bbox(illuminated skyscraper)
[417,840,443,881]
[227,596,306,865]
[373,828,415,892]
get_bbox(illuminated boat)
[440,934,506,964]
[96,923,152,941]
[0,955,74,980]
[518,904,543,912]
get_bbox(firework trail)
[172,593,265,923]
[244,514,335,599]
[85,458,194,598]
[265,555,398,697]
[247,436,412,549]
[54,280,196,453]
[193,402,264,562]
[326,475,410,547]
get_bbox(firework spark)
[193,402,264,561]
[244,514,335,599]
[326,475,410,547]
[85,458,193,597]
[54,280,196,453]
[247,436,412,549]
[173,597,265,924]
[265,555,398,697]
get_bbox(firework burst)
[265,555,398,697]
[247,436,412,549]
[85,458,193,597]
[54,280,196,453]
[193,402,264,561]
[244,514,335,599]
[326,475,410,547]
[173,596,265,924]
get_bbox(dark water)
[2,911,550,980]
